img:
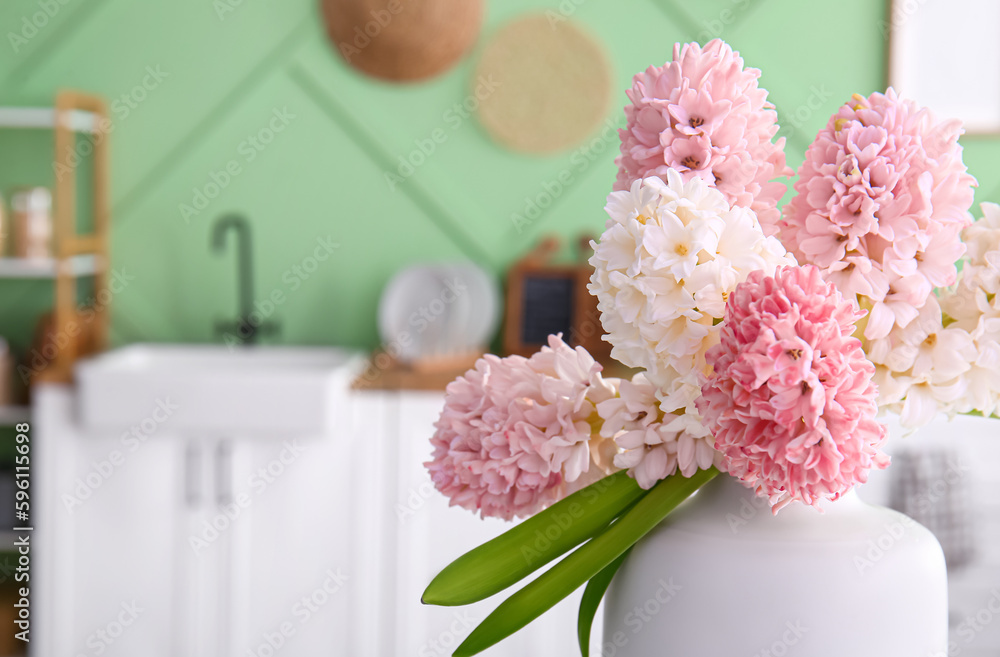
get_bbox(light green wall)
[0,0,997,354]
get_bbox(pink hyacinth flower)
[697,265,890,511]
[615,39,792,228]
[425,335,612,520]
[777,89,977,340]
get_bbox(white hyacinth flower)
[589,171,794,387]
[588,171,794,478]
[875,203,1000,427]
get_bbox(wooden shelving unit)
[0,107,99,133]
[0,255,98,279]
[0,91,111,383]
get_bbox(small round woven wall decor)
[321,0,483,82]
[472,14,612,154]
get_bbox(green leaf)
[422,470,646,607]
[577,546,632,657]
[453,467,719,657]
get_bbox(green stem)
[453,467,719,657]
[577,546,632,657]
[422,470,647,606]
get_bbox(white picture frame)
[887,0,1000,134]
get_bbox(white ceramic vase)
[603,474,948,656]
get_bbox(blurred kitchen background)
[0,0,996,656]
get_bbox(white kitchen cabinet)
[224,414,356,657]
[35,383,596,657]
[35,383,357,657]
[34,385,187,657]
[170,429,357,657]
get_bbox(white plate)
[447,262,499,354]
[377,266,442,362]
[377,262,500,362]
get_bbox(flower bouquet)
[421,40,998,656]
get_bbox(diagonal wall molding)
[287,62,498,268]
[2,0,113,90]
[111,16,315,226]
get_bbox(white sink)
[76,344,365,435]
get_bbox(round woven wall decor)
[321,0,483,82]
[473,14,612,154]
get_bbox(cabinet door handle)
[184,442,202,507]
[215,439,233,505]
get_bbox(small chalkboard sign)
[520,275,574,344]
[503,237,610,361]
